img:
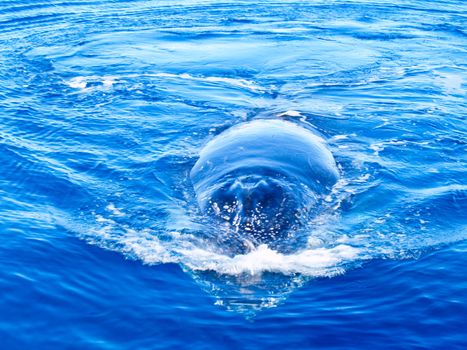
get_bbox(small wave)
[82,212,361,277]
[65,73,268,93]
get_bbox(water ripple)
[0,0,466,328]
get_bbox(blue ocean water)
[1,0,466,348]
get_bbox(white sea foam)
[277,110,303,118]
[83,212,361,277]
[183,244,360,276]
[65,73,266,93]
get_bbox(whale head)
[190,119,339,254]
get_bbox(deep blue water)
[1,0,466,348]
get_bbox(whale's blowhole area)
[190,119,339,255]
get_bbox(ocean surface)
[0,0,466,348]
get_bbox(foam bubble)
[65,72,266,93]
[184,244,360,276]
[83,211,361,278]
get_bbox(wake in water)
[78,194,362,313]
[1,3,466,349]
[51,68,464,313]
[56,68,465,313]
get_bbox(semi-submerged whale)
[190,119,339,255]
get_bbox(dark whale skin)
[190,119,339,253]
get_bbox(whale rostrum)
[190,119,339,254]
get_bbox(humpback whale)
[190,119,339,254]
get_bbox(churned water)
[0,0,466,349]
